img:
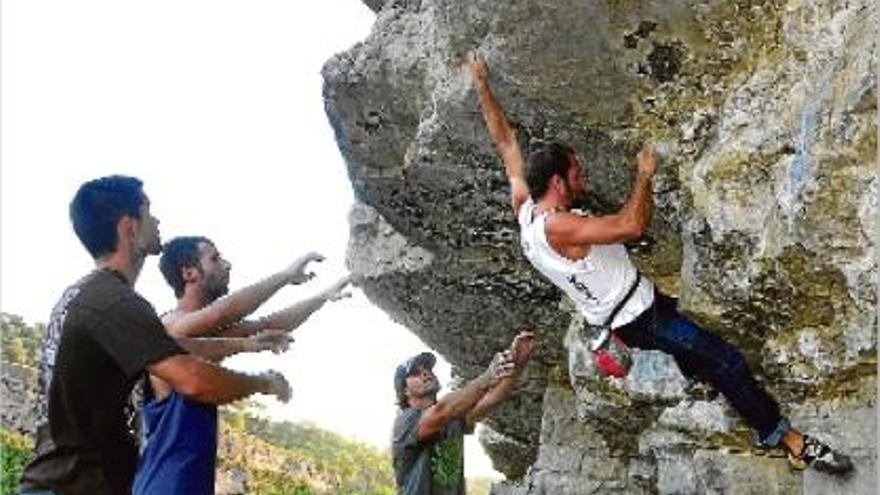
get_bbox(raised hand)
[249,329,293,354]
[283,252,325,285]
[260,370,291,403]
[485,349,517,385]
[468,50,490,88]
[509,331,537,369]
[321,274,353,302]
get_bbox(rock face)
[323,1,877,493]
[0,364,39,436]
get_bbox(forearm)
[215,319,263,338]
[428,372,494,425]
[176,337,252,363]
[208,273,289,328]
[464,331,535,427]
[258,293,328,331]
[475,83,513,145]
[620,171,654,233]
[189,368,270,405]
[165,273,288,338]
[466,374,519,425]
[150,355,273,405]
[474,84,525,180]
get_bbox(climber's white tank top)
[517,198,655,328]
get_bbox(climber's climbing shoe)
[788,434,853,476]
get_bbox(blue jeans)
[614,291,789,446]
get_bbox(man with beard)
[133,235,351,495]
[468,52,852,475]
[392,332,536,495]
[20,176,292,495]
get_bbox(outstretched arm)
[148,354,291,405]
[165,252,325,338]
[208,319,264,338]
[212,275,352,337]
[417,350,516,440]
[258,275,351,331]
[176,330,292,363]
[469,51,530,216]
[465,331,536,429]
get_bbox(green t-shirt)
[392,408,467,495]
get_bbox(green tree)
[0,313,42,368]
[0,428,33,495]
[3,339,26,366]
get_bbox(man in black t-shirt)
[392,332,536,495]
[20,176,292,495]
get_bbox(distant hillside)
[218,404,395,494]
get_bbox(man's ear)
[117,216,136,245]
[181,266,200,284]
[549,174,565,193]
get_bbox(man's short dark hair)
[69,175,145,259]
[160,236,212,298]
[526,142,576,200]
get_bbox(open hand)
[261,370,291,403]
[322,274,353,302]
[284,252,325,285]
[250,329,293,354]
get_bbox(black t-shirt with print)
[20,269,186,495]
[392,408,468,495]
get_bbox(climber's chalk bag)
[584,272,640,378]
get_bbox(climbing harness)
[584,272,641,377]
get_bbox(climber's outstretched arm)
[469,51,530,217]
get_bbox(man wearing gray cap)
[392,332,536,495]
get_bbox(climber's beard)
[563,179,591,211]
[568,191,592,211]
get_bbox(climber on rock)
[468,50,852,476]
[392,331,536,494]
[133,237,352,495]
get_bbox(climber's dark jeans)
[614,291,790,446]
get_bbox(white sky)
[0,0,501,480]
